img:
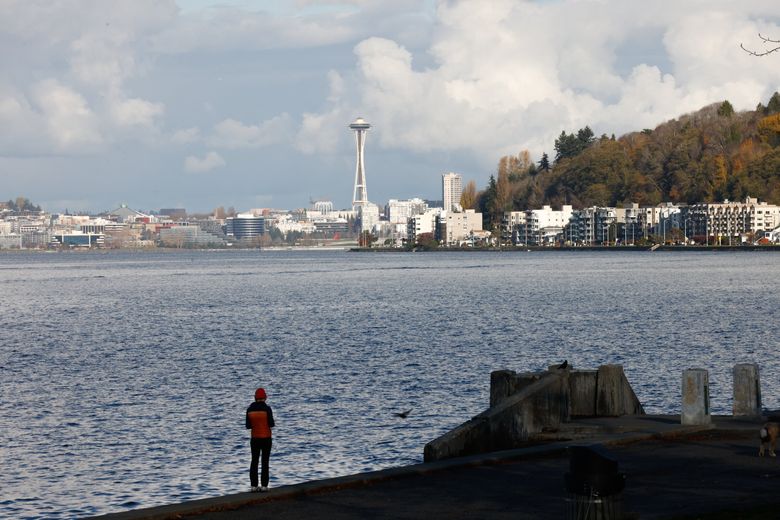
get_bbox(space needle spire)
[349,117,371,208]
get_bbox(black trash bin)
[564,444,625,520]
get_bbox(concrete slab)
[92,415,779,520]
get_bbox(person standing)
[246,387,274,492]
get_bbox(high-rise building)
[349,118,371,208]
[225,213,265,240]
[442,172,463,212]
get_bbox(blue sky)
[1,0,779,214]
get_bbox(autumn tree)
[6,197,41,212]
[414,232,438,250]
[460,180,477,210]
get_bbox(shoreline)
[5,244,780,254]
[351,244,780,252]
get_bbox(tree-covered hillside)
[475,93,780,228]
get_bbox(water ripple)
[1,250,779,518]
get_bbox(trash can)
[564,445,625,520]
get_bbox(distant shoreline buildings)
[4,194,780,250]
[4,118,780,250]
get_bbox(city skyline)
[1,1,779,214]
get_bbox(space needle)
[349,117,371,208]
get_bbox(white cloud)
[207,114,293,149]
[298,0,780,161]
[31,79,103,151]
[296,107,347,154]
[171,127,201,144]
[184,151,225,173]
[0,1,170,156]
[109,96,165,128]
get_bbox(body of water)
[1,250,778,518]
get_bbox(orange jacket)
[246,401,274,438]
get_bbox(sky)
[1,0,779,214]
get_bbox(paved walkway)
[96,416,780,520]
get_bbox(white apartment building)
[407,208,441,243]
[514,205,573,245]
[442,172,463,212]
[386,198,428,224]
[503,211,526,244]
[687,197,780,244]
[438,209,483,246]
[567,207,617,245]
[274,214,316,235]
[358,202,380,233]
[639,203,681,239]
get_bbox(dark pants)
[250,437,272,487]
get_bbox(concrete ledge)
[93,415,719,520]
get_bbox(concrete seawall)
[425,364,644,461]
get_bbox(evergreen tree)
[577,126,595,147]
[767,92,780,114]
[538,153,550,172]
[717,100,734,117]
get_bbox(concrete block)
[733,363,761,416]
[490,370,543,407]
[490,370,516,408]
[569,370,598,417]
[681,369,711,425]
[595,365,645,417]
[425,371,569,461]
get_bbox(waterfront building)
[358,202,380,233]
[194,219,227,238]
[437,209,483,246]
[225,213,265,241]
[0,234,22,249]
[349,117,371,209]
[442,172,463,212]
[312,219,349,236]
[616,203,643,245]
[503,211,526,245]
[566,207,617,245]
[276,214,317,236]
[386,198,428,225]
[159,226,225,248]
[510,205,573,246]
[79,218,126,235]
[686,197,780,245]
[407,208,442,244]
[51,231,104,248]
[765,226,780,243]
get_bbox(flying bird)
[557,360,568,370]
[393,409,412,419]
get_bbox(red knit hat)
[254,388,267,400]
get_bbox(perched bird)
[557,360,568,370]
[393,409,412,419]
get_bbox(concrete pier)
[681,368,711,425]
[425,364,644,461]
[97,416,774,520]
[733,363,761,416]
